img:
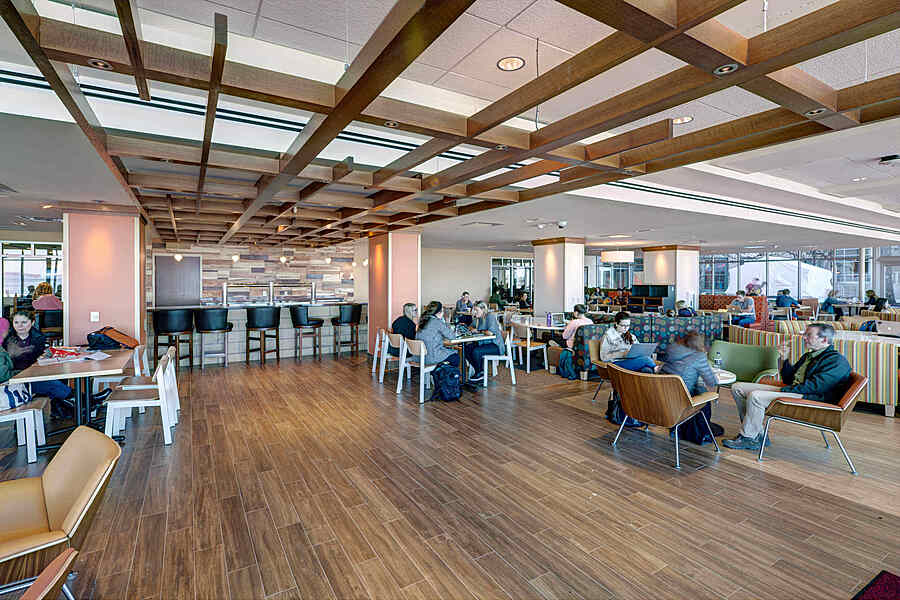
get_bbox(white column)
[532,237,585,314]
[641,245,701,308]
[858,247,866,300]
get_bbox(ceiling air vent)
[460,221,503,228]
[0,182,18,197]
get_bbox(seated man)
[728,290,755,326]
[455,291,473,325]
[723,323,851,450]
[675,300,696,317]
[775,288,800,319]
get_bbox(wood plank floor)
[1,355,899,600]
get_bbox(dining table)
[444,333,495,384]
[10,349,133,451]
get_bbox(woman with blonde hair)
[32,281,62,310]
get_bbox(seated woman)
[3,311,72,417]
[819,290,844,319]
[675,300,696,317]
[864,289,878,306]
[464,301,504,380]
[415,301,458,369]
[548,304,592,349]
[517,292,531,309]
[599,311,655,373]
[660,331,724,444]
[728,290,755,326]
[389,303,417,357]
[32,281,62,310]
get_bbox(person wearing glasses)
[599,311,655,373]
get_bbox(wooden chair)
[588,339,613,403]
[115,347,180,425]
[104,350,176,444]
[0,427,120,594]
[20,548,77,600]
[757,372,868,474]
[511,322,548,373]
[34,310,63,347]
[0,396,47,464]
[482,332,516,388]
[397,339,437,404]
[378,331,410,384]
[606,364,720,469]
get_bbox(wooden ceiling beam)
[264,181,328,226]
[0,0,159,240]
[465,159,567,197]
[166,194,178,241]
[219,0,475,244]
[196,13,228,212]
[113,0,150,101]
[372,138,457,185]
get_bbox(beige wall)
[421,248,532,306]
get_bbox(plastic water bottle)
[547,312,552,326]
[713,351,723,369]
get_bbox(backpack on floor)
[430,362,461,402]
[606,391,645,428]
[557,349,577,380]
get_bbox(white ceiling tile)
[138,0,257,36]
[400,62,445,86]
[434,72,511,102]
[699,88,779,117]
[506,0,616,54]
[797,41,866,88]
[596,100,736,140]
[259,0,395,45]
[451,28,572,90]
[466,0,536,26]
[255,17,360,62]
[416,13,500,71]
[867,31,900,79]
[535,48,685,122]
[715,0,839,38]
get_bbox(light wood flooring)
[1,355,899,600]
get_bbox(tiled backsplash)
[146,242,356,305]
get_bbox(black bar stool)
[152,309,194,370]
[331,303,362,356]
[290,305,323,359]
[35,309,63,346]
[245,306,281,364]
[194,308,233,369]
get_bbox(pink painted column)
[64,210,143,345]
[367,231,421,352]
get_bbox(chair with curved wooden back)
[588,339,611,403]
[606,364,720,469]
[397,339,437,404]
[758,371,867,473]
[511,322,547,373]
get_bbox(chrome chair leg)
[833,432,857,475]
[700,410,720,453]
[62,582,75,600]
[820,430,831,448]
[673,424,681,469]
[758,417,773,462]
[611,420,627,446]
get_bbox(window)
[596,257,642,289]
[491,257,533,304]
[1,242,64,309]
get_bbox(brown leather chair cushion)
[0,477,49,546]
[41,427,121,535]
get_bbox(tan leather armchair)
[588,339,612,403]
[21,548,77,600]
[0,426,121,594]
[606,363,720,469]
[757,372,867,473]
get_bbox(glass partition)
[2,241,63,318]
[491,257,534,305]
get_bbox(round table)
[713,368,736,385]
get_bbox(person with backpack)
[660,331,724,445]
[415,301,460,401]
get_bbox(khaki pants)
[731,382,804,439]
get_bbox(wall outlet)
[90,311,100,322]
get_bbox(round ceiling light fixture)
[42,204,54,209]
[324,257,332,264]
[672,116,693,124]
[713,62,739,76]
[173,253,183,262]
[495,144,509,151]
[279,254,288,264]
[231,254,239,262]
[851,177,867,182]
[497,56,525,72]
[804,107,828,117]
[87,58,113,70]
[383,120,399,128]
[362,258,369,267]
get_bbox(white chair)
[0,396,47,463]
[371,328,384,374]
[93,344,148,393]
[104,350,175,445]
[482,332,517,388]
[116,346,180,425]
[511,323,548,373]
[397,338,437,404]
[378,331,410,384]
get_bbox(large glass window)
[596,258,642,289]
[491,257,533,304]
[2,242,63,316]
[834,248,871,300]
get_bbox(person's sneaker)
[722,434,761,450]
[471,372,484,381]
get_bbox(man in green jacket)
[723,322,851,450]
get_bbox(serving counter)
[146,302,368,366]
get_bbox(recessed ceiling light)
[42,204,54,209]
[804,107,828,117]
[536,223,546,229]
[851,177,867,182]
[497,56,525,72]
[231,254,239,262]
[173,253,183,262]
[280,255,287,263]
[672,116,693,125]
[324,257,332,264]
[525,217,541,223]
[383,120,398,128]
[713,63,739,75]
[608,234,631,239]
[494,144,509,151]
[87,58,113,70]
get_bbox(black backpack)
[430,362,461,402]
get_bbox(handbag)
[2,383,33,410]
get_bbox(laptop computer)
[550,312,566,326]
[876,321,900,338]
[625,342,658,358]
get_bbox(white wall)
[534,241,584,314]
[643,249,676,284]
[352,238,368,302]
[421,248,532,306]
[675,249,700,306]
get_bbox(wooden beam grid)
[196,13,228,212]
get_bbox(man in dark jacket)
[724,322,851,450]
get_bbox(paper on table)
[85,351,111,360]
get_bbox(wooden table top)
[10,349,133,384]
[444,334,495,346]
